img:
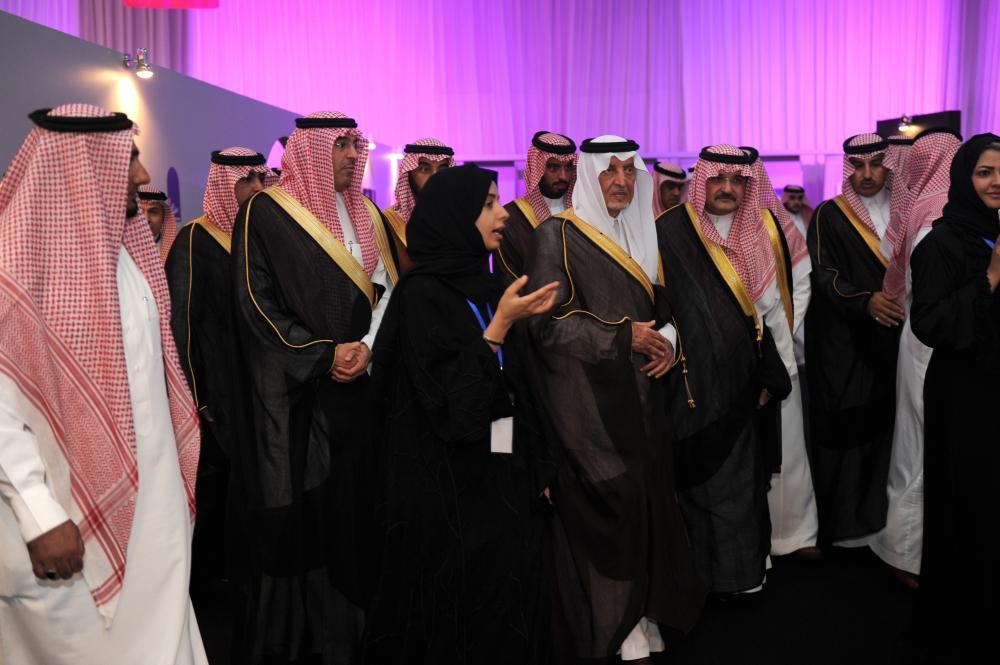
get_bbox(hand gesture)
[988,232,1000,293]
[496,276,560,324]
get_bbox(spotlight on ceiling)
[122,47,154,79]
[135,48,154,79]
[897,114,911,132]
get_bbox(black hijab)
[406,164,500,304]
[938,132,1000,238]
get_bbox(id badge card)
[490,417,513,454]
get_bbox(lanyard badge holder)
[467,299,513,454]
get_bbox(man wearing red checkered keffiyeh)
[651,160,688,217]
[382,138,455,273]
[0,105,204,663]
[230,111,397,663]
[871,127,961,586]
[886,135,914,190]
[164,146,267,599]
[805,133,903,548]
[782,185,813,229]
[137,184,178,262]
[656,144,794,596]
[494,131,577,286]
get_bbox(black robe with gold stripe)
[165,217,247,598]
[494,197,544,288]
[524,211,705,659]
[382,207,412,275]
[805,196,900,544]
[655,204,791,594]
[230,187,390,665]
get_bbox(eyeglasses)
[706,174,749,186]
[334,138,365,151]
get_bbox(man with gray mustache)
[655,144,794,597]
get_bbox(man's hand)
[27,520,84,580]
[640,340,675,379]
[332,342,371,382]
[867,291,904,327]
[632,321,674,379]
[632,320,669,358]
[758,389,772,409]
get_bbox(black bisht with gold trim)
[522,210,706,658]
[229,185,383,662]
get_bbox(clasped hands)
[867,291,904,327]
[331,341,371,382]
[631,320,674,379]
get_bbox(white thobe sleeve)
[0,378,70,543]
[791,257,812,335]
[756,281,798,378]
[335,192,394,350]
[361,256,392,350]
[656,323,677,349]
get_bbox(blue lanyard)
[467,299,503,369]
[983,237,996,250]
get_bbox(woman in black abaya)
[362,165,559,664]
[908,133,1000,663]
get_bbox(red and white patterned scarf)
[387,138,455,222]
[203,147,268,235]
[652,161,688,218]
[883,129,961,298]
[841,133,904,237]
[886,135,914,189]
[0,104,199,621]
[689,144,775,302]
[748,156,809,268]
[277,111,379,275]
[524,132,577,223]
[137,183,177,262]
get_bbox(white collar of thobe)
[860,187,889,211]
[707,211,736,241]
[542,194,566,214]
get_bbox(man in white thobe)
[754,170,820,558]
[0,104,206,665]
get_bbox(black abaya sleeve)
[911,231,1000,353]
[399,276,512,444]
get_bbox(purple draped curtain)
[2,0,999,157]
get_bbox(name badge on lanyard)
[467,299,513,454]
